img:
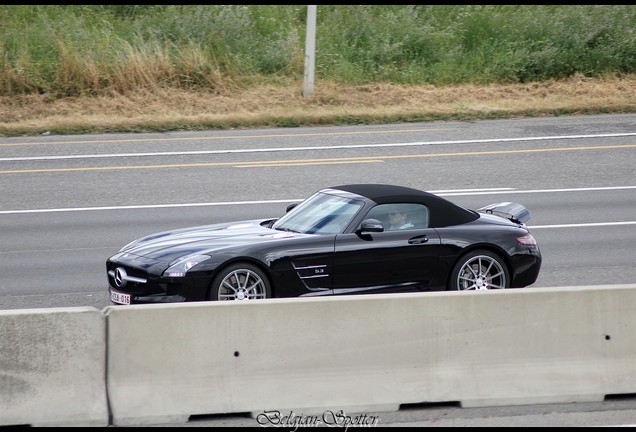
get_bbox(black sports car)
[107,184,541,305]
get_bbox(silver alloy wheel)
[218,268,268,300]
[456,254,507,290]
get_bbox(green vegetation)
[1,5,636,97]
[1,5,635,137]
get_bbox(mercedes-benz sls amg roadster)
[107,184,541,305]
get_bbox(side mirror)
[286,202,299,213]
[359,218,384,233]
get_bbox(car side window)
[364,203,429,231]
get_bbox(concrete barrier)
[105,284,636,426]
[0,307,108,427]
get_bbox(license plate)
[110,289,131,305]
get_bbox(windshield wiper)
[275,227,300,233]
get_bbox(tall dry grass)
[2,74,635,137]
[1,6,636,136]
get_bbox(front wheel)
[448,250,509,291]
[209,262,272,301]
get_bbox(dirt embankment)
[1,74,636,136]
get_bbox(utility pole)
[303,5,317,97]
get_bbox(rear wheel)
[448,250,509,291]
[209,262,271,301]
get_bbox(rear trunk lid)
[476,202,531,224]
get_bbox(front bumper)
[107,259,211,304]
[109,287,187,305]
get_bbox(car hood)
[113,219,304,263]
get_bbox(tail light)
[516,233,537,246]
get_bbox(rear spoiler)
[477,202,530,224]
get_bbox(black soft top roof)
[328,183,479,228]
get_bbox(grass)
[1,74,635,137]
[1,5,636,137]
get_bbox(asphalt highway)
[1,113,635,426]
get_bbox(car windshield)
[272,191,364,235]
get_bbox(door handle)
[408,235,428,244]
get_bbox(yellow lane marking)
[235,160,383,168]
[0,144,634,174]
[0,128,450,147]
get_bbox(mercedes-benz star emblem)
[114,267,128,288]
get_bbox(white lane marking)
[0,185,634,215]
[529,221,636,229]
[433,188,515,193]
[2,132,636,162]
[440,185,636,196]
[0,199,297,214]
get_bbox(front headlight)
[163,254,211,278]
